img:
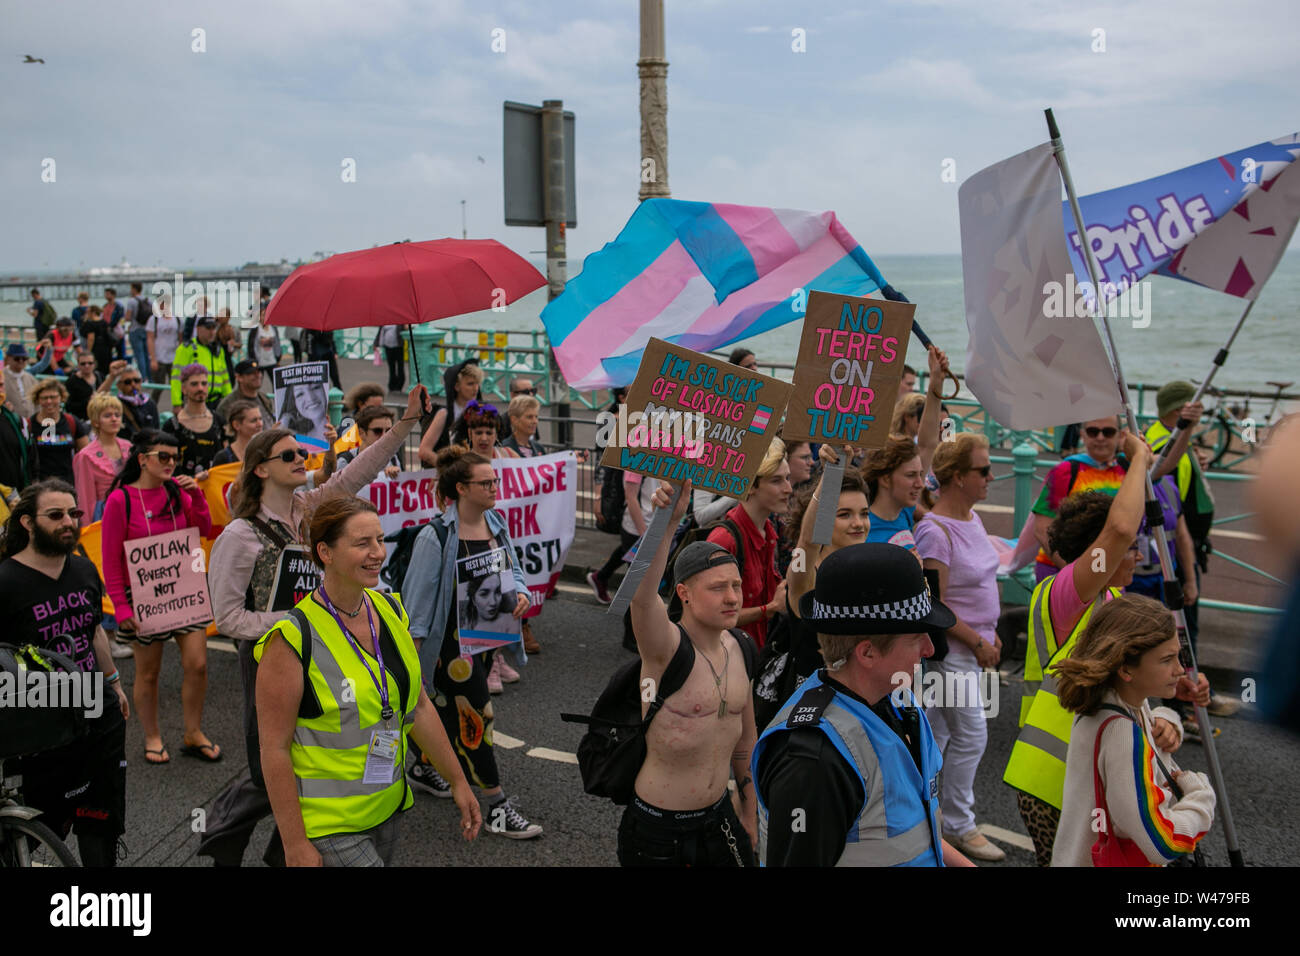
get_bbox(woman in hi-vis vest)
[256,496,481,867]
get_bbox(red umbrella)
[264,238,546,382]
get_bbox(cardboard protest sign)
[599,337,791,501]
[783,291,915,448]
[125,528,211,636]
[272,362,331,448]
[455,546,521,656]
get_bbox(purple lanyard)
[319,588,394,722]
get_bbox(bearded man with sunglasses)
[198,385,430,866]
[0,480,131,865]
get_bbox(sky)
[3,0,1297,272]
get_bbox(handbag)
[1090,713,1154,867]
[1090,705,1207,867]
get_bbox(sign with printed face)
[783,291,914,448]
[599,337,791,501]
[456,546,521,656]
[125,527,211,635]
[272,361,330,448]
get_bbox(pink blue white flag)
[1069,133,1300,303]
[540,199,891,390]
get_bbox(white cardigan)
[1052,690,1215,867]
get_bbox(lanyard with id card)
[320,588,402,786]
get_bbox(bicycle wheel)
[1195,417,1232,469]
[0,816,80,867]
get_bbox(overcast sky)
[4,0,1297,272]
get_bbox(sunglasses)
[366,426,388,437]
[145,451,178,465]
[267,448,308,464]
[464,478,499,490]
[969,465,993,477]
[39,508,84,521]
[512,387,538,396]
[1084,426,1118,438]
[120,377,141,385]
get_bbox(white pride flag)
[959,143,1122,431]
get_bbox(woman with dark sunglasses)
[196,385,430,866]
[101,428,217,766]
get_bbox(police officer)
[752,543,974,867]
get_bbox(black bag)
[561,624,756,804]
[660,516,745,618]
[595,465,626,535]
[382,519,448,590]
[0,644,89,759]
[135,296,153,325]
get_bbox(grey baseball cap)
[673,541,739,587]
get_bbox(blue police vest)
[753,671,944,867]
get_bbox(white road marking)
[494,732,526,750]
[526,747,578,765]
[553,581,594,597]
[206,640,237,654]
[977,823,1035,853]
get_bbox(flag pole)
[1045,107,1244,866]
[1149,299,1255,477]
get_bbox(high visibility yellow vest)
[1005,575,1120,810]
[1145,420,1192,502]
[254,589,422,840]
[1021,572,1111,725]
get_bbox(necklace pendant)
[718,700,727,718]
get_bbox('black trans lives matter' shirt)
[0,554,104,674]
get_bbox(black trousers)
[617,793,755,867]
[385,346,406,393]
[596,530,639,584]
[195,639,284,866]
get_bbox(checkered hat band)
[812,590,932,622]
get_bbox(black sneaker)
[407,762,453,798]
[486,797,543,839]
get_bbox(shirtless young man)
[623,478,757,867]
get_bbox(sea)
[5,252,1297,397]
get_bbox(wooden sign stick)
[608,483,684,616]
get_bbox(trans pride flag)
[541,199,890,390]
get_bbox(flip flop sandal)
[181,741,223,762]
[144,746,170,764]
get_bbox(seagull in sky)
[477,155,486,164]
[23,54,45,64]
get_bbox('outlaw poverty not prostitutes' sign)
[782,291,914,448]
[600,338,791,500]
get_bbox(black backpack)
[0,643,89,759]
[135,296,153,325]
[382,519,448,590]
[561,624,757,804]
[595,464,627,535]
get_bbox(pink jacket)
[73,437,132,527]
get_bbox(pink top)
[101,482,213,623]
[73,437,132,527]
[1048,556,1117,636]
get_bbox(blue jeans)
[129,326,151,378]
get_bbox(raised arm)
[629,479,690,671]
[1150,401,1203,482]
[1070,432,1152,604]
[916,345,949,477]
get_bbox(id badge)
[363,729,400,785]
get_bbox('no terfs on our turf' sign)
[600,337,792,500]
[783,291,915,448]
